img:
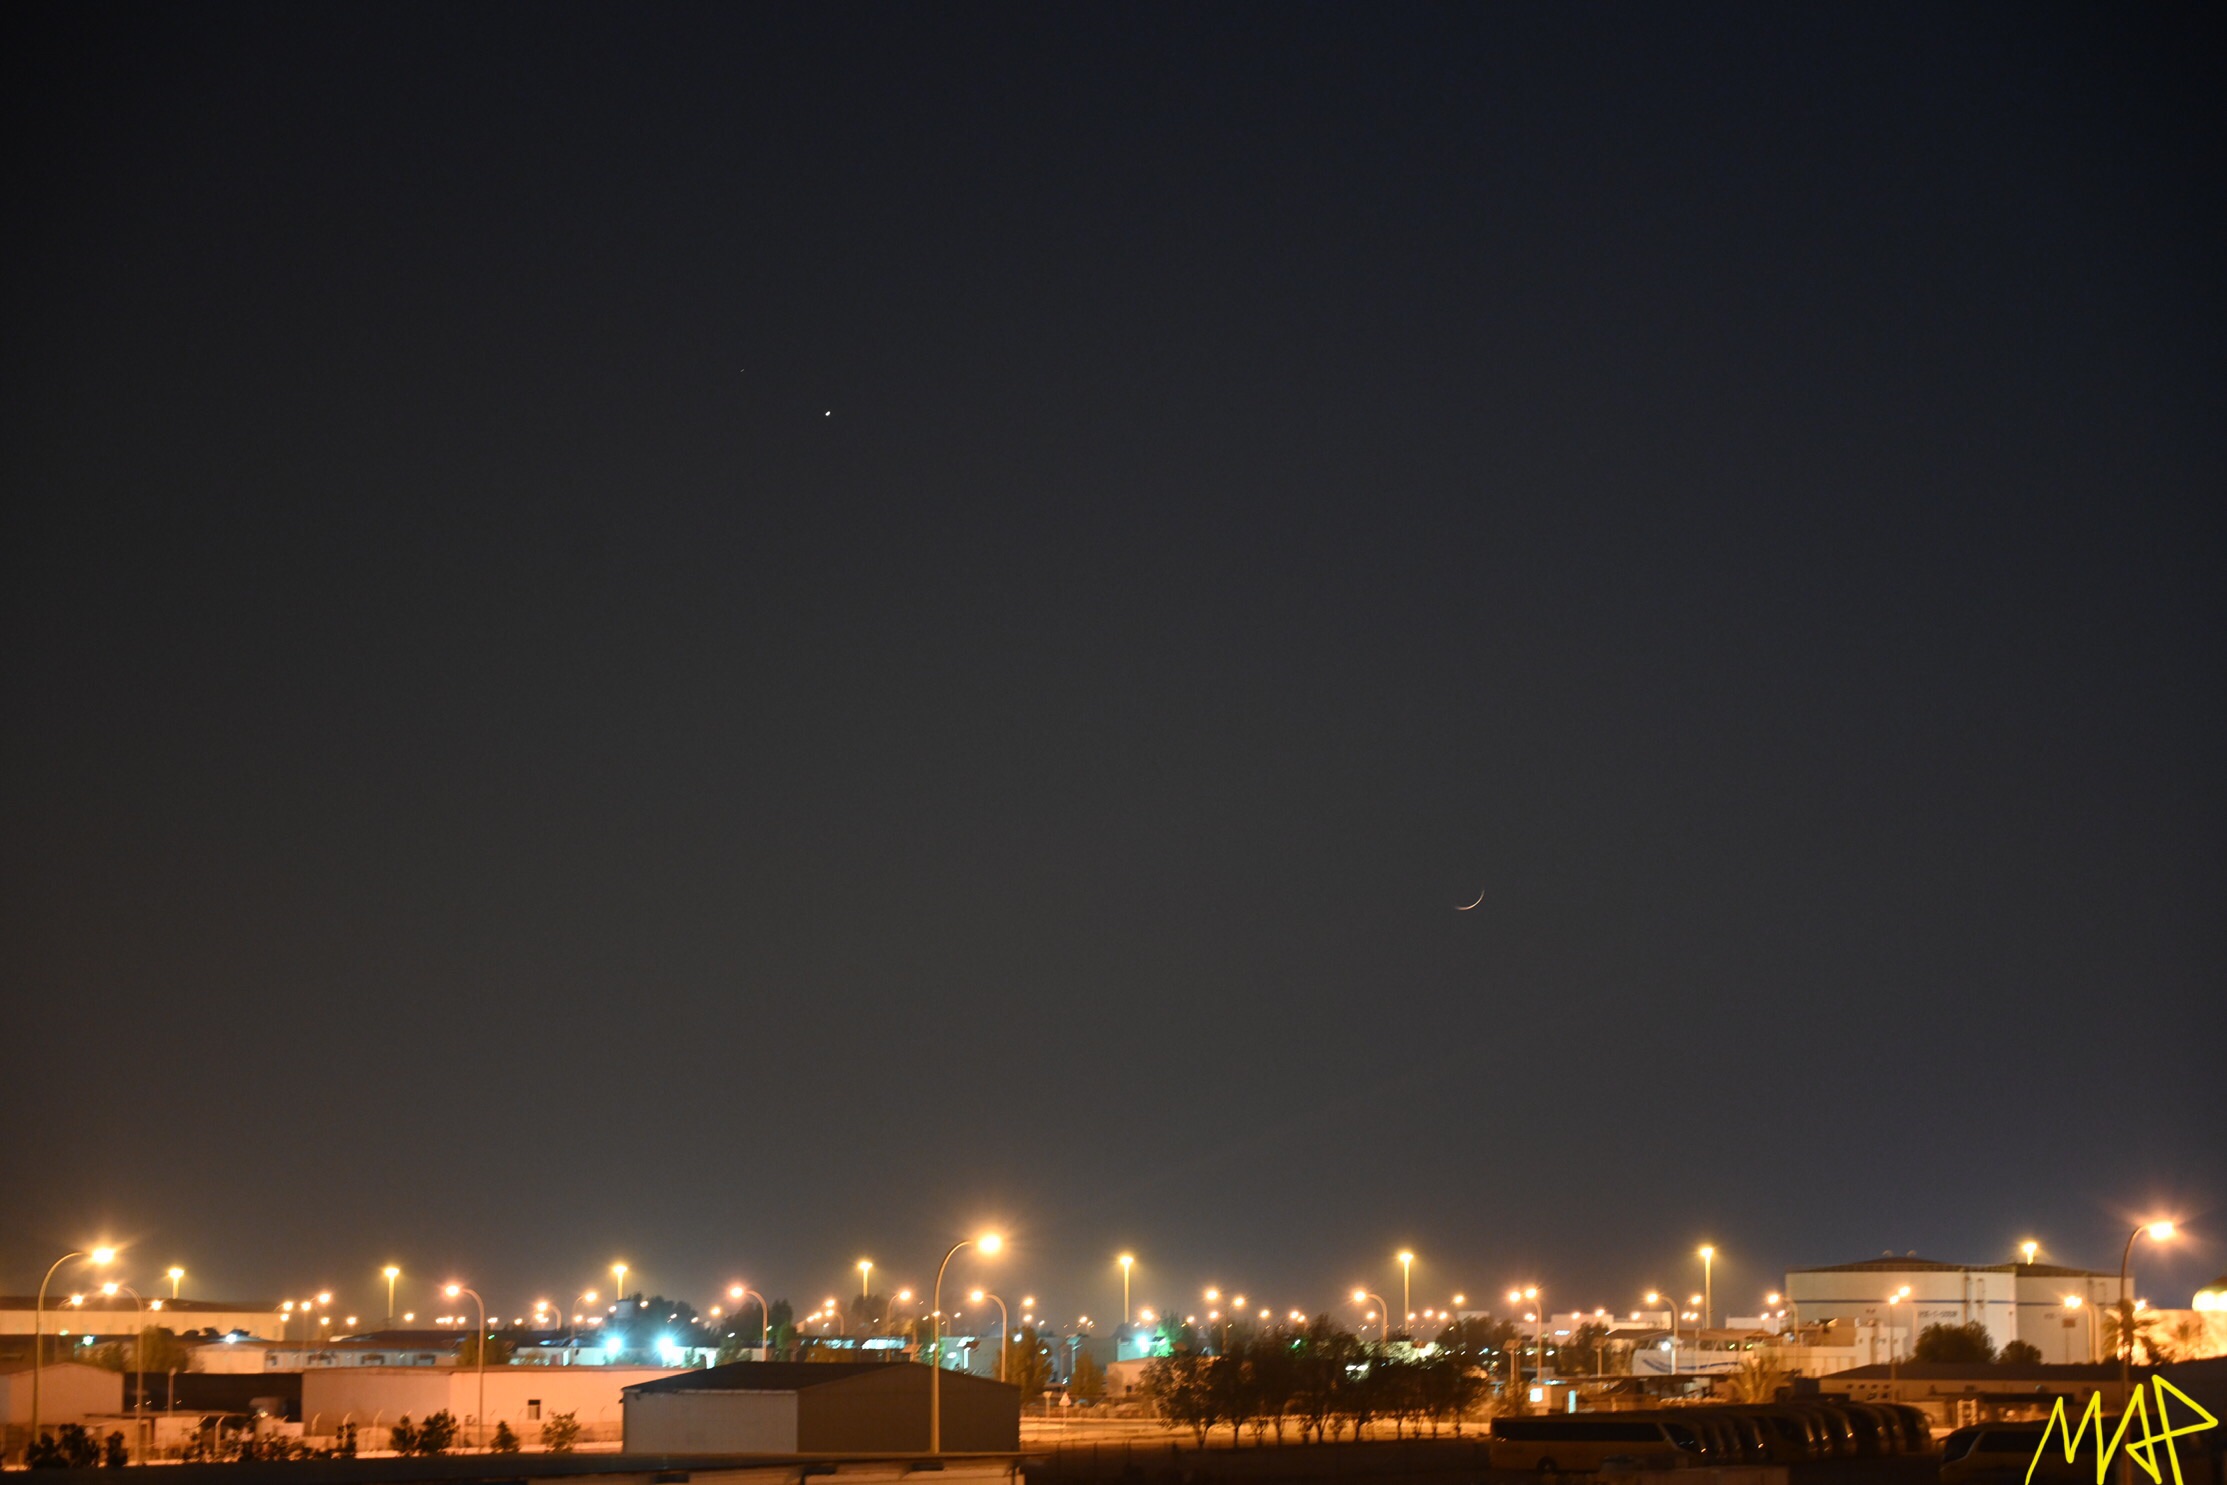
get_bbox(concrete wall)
[0,1363,124,1425]
[303,1365,681,1443]
[625,1389,798,1453]
[0,1303,282,1341]
[798,1367,1017,1453]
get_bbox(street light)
[33,1245,115,1447]
[611,1262,629,1302]
[1118,1254,1134,1326]
[931,1232,1001,1452]
[859,1259,874,1299]
[2022,1240,2041,1266]
[165,1268,185,1301]
[2062,1296,2094,1364]
[1398,1252,1415,1334]
[444,1283,488,1450]
[1886,1286,1912,1387]
[1353,1290,1390,1346]
[2118,1217,2178,1485]
[1646,1291,1677,1374]
[102,1282,147,1461]
[970,1289,1009,1381]
[1509,1287,1544,1389]
[1698,1247,1715,1332]
[383,1266,401,1323]
[727,1284,770,1354]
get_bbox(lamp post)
[970,1290,1009,1381]
[727,1285,770,1354]
[1886,1287,1911,1386]
[611,1262,629,1304]
[1398,1252,1415,1336]
[1518,1287,1545,1386]
[444,1284,487,1450]
[931,1232,1001,1452]
[32,1245,114,1449]
[382,1267,401,1324]
[859,1259,874,1300]
[1646,1291,1677,1375]
[1698,1247,1714,1332]
[1118,1254,1134,1326]
[166,1268,185,1301]
[102,1283,147,1462]
[2116,1219,2177,1485]
[1354,1290,1390,1345]
[2062,1296,2093,1364]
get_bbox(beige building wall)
[303,1364,683,1443]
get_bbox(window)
[528,1401,542,1420]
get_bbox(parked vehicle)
[1489,1416,1704,1472]
[1940,1422,2080,1484]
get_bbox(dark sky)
[5,4,2221,1327]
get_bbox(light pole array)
[1118,1254,1134,1327]
[1698,1246,1715,1332]
[383,1266,401,1324]
[1398,1251,1415,1335]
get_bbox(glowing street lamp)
[969,1289,1009,1381]
[382,1266,401,1323]
[611,1261,630,1301]
[102,1282,148,1460]
[1398,1252,1415,1332]
[443,1283,488,1450]
[1353,1289,1390,1345]
[728,1284,770,1353]
[1509,1286,1544,1389]
[1118,1254,1135,1326]
[1646,1290,1677,1374]
[2061,1296,2093,1363]
[165,1267,185,1300]
[33,1245,114,1445]
[1698,1246,1715,1331]
[2022,1240,2041,1266]
[859,1259,874,1299]
[2118,1217,2178,1474]
[931,1232,1001,1451]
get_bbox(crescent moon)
[1456,888,1485,911]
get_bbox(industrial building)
[623,1361,1019,1454]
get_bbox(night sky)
[5,4,2221,1326]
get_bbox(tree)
[388,1417,417,1455]
[1914,1322,1997,1364]
[1070,1347,1105,1401]
[103,1431,127,1468]
[89,1325,194,1379]
[1140,1352,1216,1444]
[767,1298,796,1358]
[1004,1325,1053,1402]
[1999,1340,2044,1365]
[541,1412,581,1453]
[491,1422,520,1453]
[412,1410,459,1455]
[456,1332,518,1367]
